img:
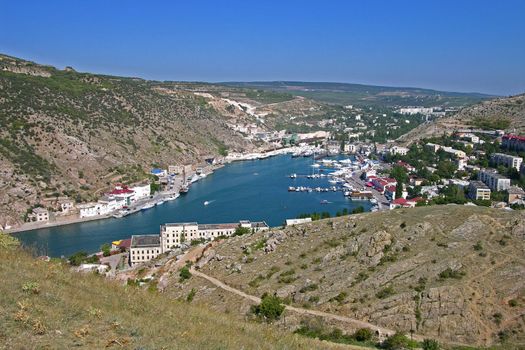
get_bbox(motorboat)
[141,203,154,210]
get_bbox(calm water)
[15,155,371,257]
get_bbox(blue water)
[15,155,371,257]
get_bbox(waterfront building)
[58,199,74,213]
[30,207,49,222]
[108,184,135,206]
[78,203,99,218]
[490,153,523,171]
[285,218,312,226]
[468,181,491,200]
[478,170,511,192]
[129,235,162,267]
[131,183,151,201]
[129,220,268,266]
[160,220,269,251]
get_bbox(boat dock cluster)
[288,156,384,211]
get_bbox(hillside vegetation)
[0,234,351,350]
[159,206,525,349]
[399,94,525,144]
[0,54,259,226]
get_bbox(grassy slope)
[0,242,352,350]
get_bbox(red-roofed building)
[396,160,416,172]
[372,177,397,193]
[108,185,135,205]
[502,134,525,152]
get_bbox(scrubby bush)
[179,266,191,282]
[251,293,285,322]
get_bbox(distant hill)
[398,93,525,144]
[0,235,346,349]
[155,205,525,348]
[222,81,495,107]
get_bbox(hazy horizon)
[1,0,524,95]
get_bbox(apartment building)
[468,181,491,200]
[478,170,511,192]
[490,153,523,171]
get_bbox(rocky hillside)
[399,94,525,144]
[0,54,264,226]
[159,206,525,348]
[0,234,349,350]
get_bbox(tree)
[251,293,285,322]
[101,243,111,257]
[395,181,403,199]
[390,165,408,183]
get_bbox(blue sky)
[1,0,524,95]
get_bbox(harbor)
[14,154,373,257]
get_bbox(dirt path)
[190,267,411,339]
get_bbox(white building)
[31,207,49,222]
[160,220,269,251]
[398,107,435,115]
[59,199,74,213]
[131,184,151,201]
[478,170,511,192]
[129,235,162,267]
[490,153,523,171]
[78,203,99,218]
[286,218,313,226]
[389,146,409,156]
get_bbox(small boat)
[179,185,189,194]
[204,201,210,206]
[289,173,297,179]
[155,200,165,206]
[190,174,200,183]
[141,203,155,210]
[320,200,329,204]
[288,186,296,192]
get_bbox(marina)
[15,155,374,257]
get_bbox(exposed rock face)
[166,206,525,347]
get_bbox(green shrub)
[186,288,196,302]
[299,283,318,293]
[438,268,465,279]
[382,332,418,349]
[179,266,191,282]
[251,293,285,322]
[376,286,395,299]
[422,338,440,350]
[508,299,518,307]
[352,328,373,342]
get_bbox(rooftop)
[131,235,160,248]
[32,207,48,214]
[470,180,490,190]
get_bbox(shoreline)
[8,162,226,234]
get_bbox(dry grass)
[0,242,351,349]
